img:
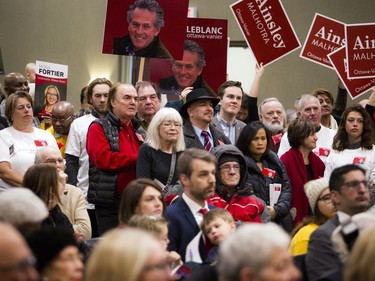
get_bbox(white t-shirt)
[65,114,96,208]
[0,126,58,190]
[278,124,336,163]
[324,146,375,182]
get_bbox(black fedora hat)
[179,88,220,118]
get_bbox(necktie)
[199,208,208,216]
[201,131,212,152]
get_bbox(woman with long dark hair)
[236,121,292,231]
[325,104,375,182]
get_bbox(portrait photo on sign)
[148,18,228,104]
[102,0,189,59]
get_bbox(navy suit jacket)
[165,197,213,261]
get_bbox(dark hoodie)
[210,145,270,223]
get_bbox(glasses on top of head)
[342,180,371,190]
[51,115,73,124]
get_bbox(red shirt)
[86,120,140,195]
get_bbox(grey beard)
[263,120,283,134]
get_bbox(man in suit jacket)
[179,88,231,151]
[211,81,246,145]
[165,148,216,261]
[306,164,370,281]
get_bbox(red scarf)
[280,148,325,225]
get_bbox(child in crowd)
[128,214,181,269]
[201,208,236,263]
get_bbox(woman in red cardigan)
[280,119,325,226]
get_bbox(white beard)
[263,120,283,134]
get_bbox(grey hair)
[258,97,283,115]
[0,188,48,225]
[127,0,164,28]
[296,94,320,113]
[34,146,62,164]
[217,223,290,281]
[146,107,185,152]
[183,40,206,68]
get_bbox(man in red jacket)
[86,83,144,235]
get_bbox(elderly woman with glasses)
[136,107,185,191]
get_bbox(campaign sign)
[149,18,227,102]
[345,23,375,79]
[300,14,345,69]
[102,0,189,60]
[34,61,68,117]
[328,46,375,99]
[230,0,300,66]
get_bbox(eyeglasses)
[161,122,181,128]
[318,194,332,204]
[342,180,371,190]
[45,158,65,165]
[52,115,73,124]
[220,164,240,172]
[0,256,36,272]
[47,93,58,97]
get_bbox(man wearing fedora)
[179,88,231,151]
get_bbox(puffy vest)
[87,111,143,207]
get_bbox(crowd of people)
[1,53,375,281]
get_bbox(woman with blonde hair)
[344,227,375,281]
[85,228,173,281]
[38,85,61,129]
[137,107,185,189]
[0,91,57,190]
[128,214,182,268]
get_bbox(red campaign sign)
[300,13,345,69]
[345,23,375,79]
[102,0,189,60]
[149,18,227,100]
[230,0,300,66]
[328,46,375,99]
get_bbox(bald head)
[4,73,30,96]
[25,63,36,83]
[108,83,138,123]
[0,223,39,281]
[51,101,75,135]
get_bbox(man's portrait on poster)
[112,0,172,59]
